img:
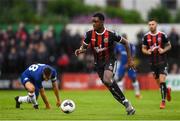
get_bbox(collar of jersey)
[95,28,106,35]
[148,30,160,36]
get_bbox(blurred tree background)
[0,0,180,24]
[0,0,143,24]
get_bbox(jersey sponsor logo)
[150,43,159,51]
[94,47,107,53]
[147,39,151,42]
[91,38,96,41]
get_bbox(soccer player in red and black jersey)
[75,13,135,115]
[142,19,172,109]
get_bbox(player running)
[75,13,135,115]
[15,63,61,109]
[114,33,142,99]
[142,18,172,109]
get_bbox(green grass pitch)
[0,90,180,120]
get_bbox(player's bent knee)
[159,74,166,83]
[25,82,35,93]
[103,77,113,86]
[103,70,113,86]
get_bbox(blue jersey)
[21,64,57,89]
[114,43,137,80]
[115,43,136,65]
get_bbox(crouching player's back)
[15,63,61,109]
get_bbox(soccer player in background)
[114,33,142,99]
[75,13,135,115]
[15,63,61,109]
[142,19,172,109]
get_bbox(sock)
[117,80,124,92]
[108,81,126,105]
[18,96,31,103]
[28,92,38,105]
[132,81,140,95]
[160,82,167,101]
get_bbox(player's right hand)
[147,49,152,55]
[75,48,86,56]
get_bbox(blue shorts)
[21,73,40,97]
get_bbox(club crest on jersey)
[104,38,108,43]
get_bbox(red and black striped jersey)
[142,31,169,65]
[83,28,122,65]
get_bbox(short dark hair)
[148,18,158,22]
[43,67,52,77]
[93,12,105,21]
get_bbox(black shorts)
[94,59,117,81]
[150,63,168,79]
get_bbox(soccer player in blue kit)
[114,34,142,99]
[15,63,61,109]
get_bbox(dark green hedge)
[148,6,172,23]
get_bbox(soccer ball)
[60,99,75,114]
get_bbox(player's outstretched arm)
[52,81,61,107]
[40,88,51,109]
[120,38,135,70]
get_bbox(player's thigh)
[151,65,159,79]
[159,74,166,83]
[24,81,35,93]
[103,70,113,83]
[103,61,115,83]
[159,63,168,83]
[95,65,104,81]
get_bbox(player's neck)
[150,30,157,34]
[96,27,105,33]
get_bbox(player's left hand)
[75,48,86,56]
[56,100,61,107]
[158,48,164,54]
[127,58,136,70]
